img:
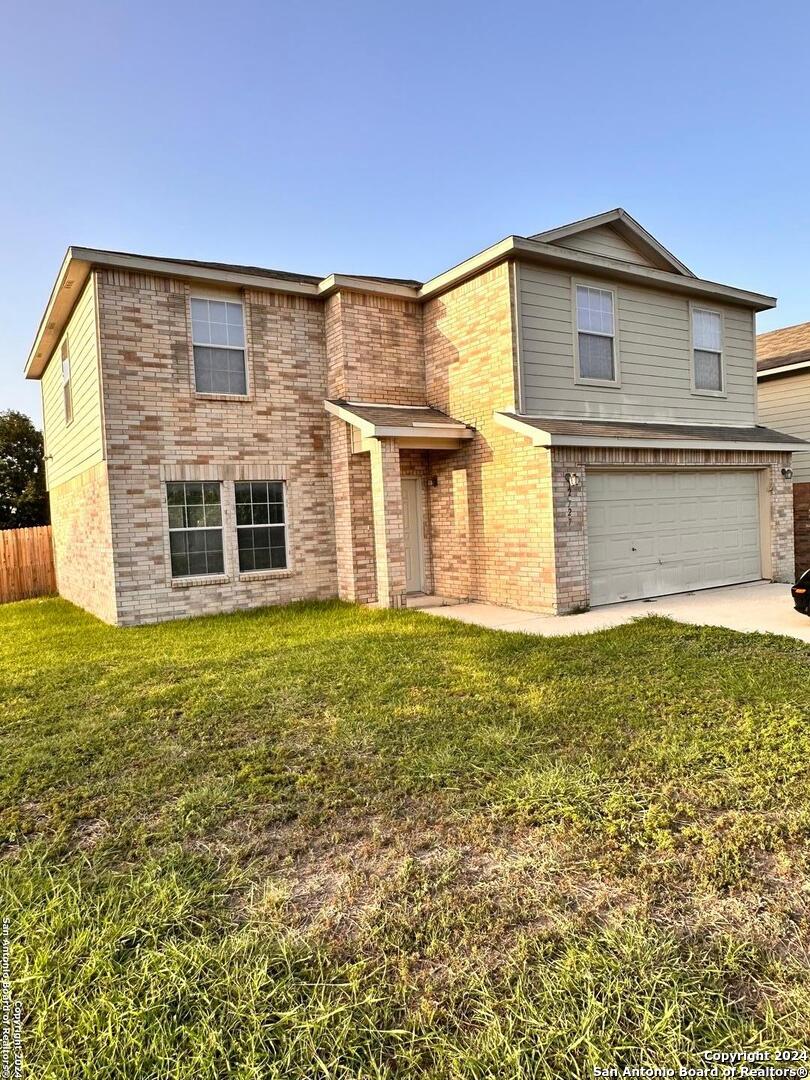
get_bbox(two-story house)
[25,209,801,626]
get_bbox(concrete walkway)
[422,581,810,644]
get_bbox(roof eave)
[417,236,775,309]
[317,274,419,300]
[24,246,326,380]
[509,238,776,311]
[757,360,810,379]
[493,412,804,452]
[25,249,92,379]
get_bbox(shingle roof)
[327,400,471,431]
[81,250,423,289]
[500,414,807,447]
[757,321,810,373]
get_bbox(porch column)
[369,438,407,608]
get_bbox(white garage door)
[587,470,762,607]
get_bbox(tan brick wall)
[324,290,425,605]
[423,263,557,611]
[49,461,118,624]
[325,291,424,405]
[96,270,337,625]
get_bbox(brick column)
[369,439,406,608]
[328,417,376,603]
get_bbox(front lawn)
[2,598,810,1077]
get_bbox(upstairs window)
[166,481,224,577]
[190,298,247,395]
[692,308,723,392]
[235,481,288,572]
[61,339,73,424]
[575,285,616,382]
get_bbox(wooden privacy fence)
[0,526,56,604]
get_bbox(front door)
[401,477,424,593]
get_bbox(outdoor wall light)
[782,467,794,480]
[565,472,580,493]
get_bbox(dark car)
[792,569,810,615]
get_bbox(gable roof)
[757,321,810,378]
[529,208,695,277]
[25,211,777,380]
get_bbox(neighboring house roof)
[757,321,810,379]
[25,210,778,380]
[324,400,474,440]
[495,413,807,452]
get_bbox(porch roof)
[495,412,807,452]
[325,400,474,440]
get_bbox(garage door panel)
[587,470,762,606]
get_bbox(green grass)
[2,597,810,1076]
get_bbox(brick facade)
[423,264,557,611]
[49,461,118,624]
[95,270,337,625]
[41,258,798,625]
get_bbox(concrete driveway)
[423,581,810,643]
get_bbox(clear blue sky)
[3,0,810,419]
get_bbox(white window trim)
[689,303,726,398]
[166,481,228,581]
[189,292,251,399]
[234,480,290,577]
[572,279,621,388]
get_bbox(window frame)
[234,480,290,576]
[165,480,227,580]
[61,338,74,425]
[689,303,726,398]
[189,293,250,399]
[572,280,621,388]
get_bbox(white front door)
[401,477,424,593]
[587,469,762,606]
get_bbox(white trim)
[757,359,810,379]
[573,279,621,388]
[689,303,726,397]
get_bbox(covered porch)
[325,400,474,608]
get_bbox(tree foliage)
[0,410,49,529]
